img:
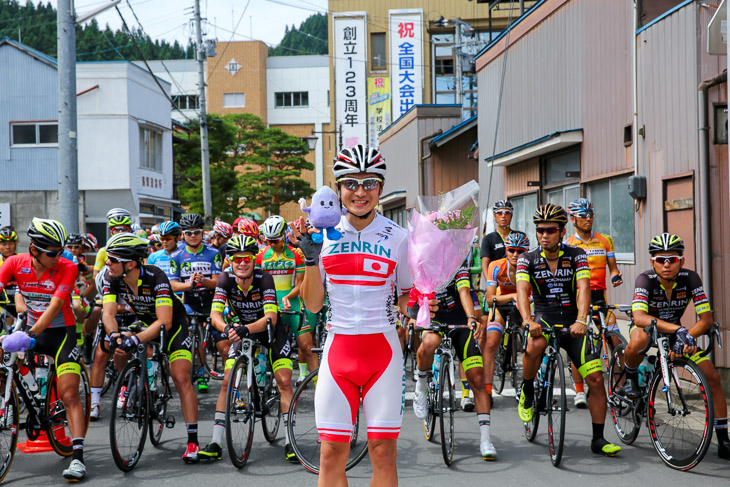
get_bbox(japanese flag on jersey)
[322,253,396,286]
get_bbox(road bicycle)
[590,303,629,374]
[286,332,368,474]
[0,315,91,482]
[422,321,472,466]
[607,320,718,470]
[522,323,568,467]
[489,299,523,396]
[109,323,174,471]
[90,320,117,396]
[402,317,418,381]
[225,318,282,468]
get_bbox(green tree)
[175,113,314,220]
[228,113,315,215]
[269,13,327,56]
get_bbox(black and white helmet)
[332,145,386,181]
[262,215,286,240]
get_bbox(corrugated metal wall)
[505,157,539,196]
[426,129,479,195]
[0,45,59,190]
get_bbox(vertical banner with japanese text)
[333,13,367,148]
[367,77,391,148]
[389,9,424,119]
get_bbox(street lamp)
[311,124,344,152]
[303,135,318,151]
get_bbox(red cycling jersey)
[0,254,78,328]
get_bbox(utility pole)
[454,23,463,109]
[194,0,213,227]
[57,0,79,233]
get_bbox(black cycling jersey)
[515,243,590,317]
[480,231,512,263]
[433,261,470,323]
[212,269,279,323]
[632,268,711,324]
[102,265,187,329]
[214,269,292,369]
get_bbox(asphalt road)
[4,371,729,487]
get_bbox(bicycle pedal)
[165,415,176,429]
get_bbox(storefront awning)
[485,129,582,167]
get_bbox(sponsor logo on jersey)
[142,288,151,295]
[19,267,31,274]
[326,241,392,259]
[676,291,686,299]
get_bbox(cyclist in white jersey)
[294,145,434,487]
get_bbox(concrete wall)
[266,56,330,126]
[0,191,85,247]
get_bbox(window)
[371,33,386,71]
[435,58,454,75]
[10,122,58,146]
[139,127,162,171]
[544,149,580,186]
[223,93,246,108]
[274,92,309,108]
[546,183,580,236]
[509,193,538,246]
[173,95,199,110]
[587,175,635,260]
[383,205,407,228]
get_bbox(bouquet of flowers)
[408,180,480,327]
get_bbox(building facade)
[475,0,730,369]
[0,38,177,246]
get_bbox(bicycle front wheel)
[287,369,368,473]
[524,380,539,442]
[149,357,171,446]
[45,361,91,456]
[648,357,713,471]
[226,356,255,468]
[547,352,566,467]
[0,370,19,482]
[607,344,640,444]
[493,342,507,395]
[109,362,149,472]
[438,356,455,466]
[261,368,281,443]
[203,331,224,381]
[509,330,523,391]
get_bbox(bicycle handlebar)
[639,319,721,357]
[591,303,632,315]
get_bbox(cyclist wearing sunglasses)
[198,235,295,462]
[413,259,496,460]
[0,226,20,318]
[257,215,317,397]
[625,233,729,459]
[294,144,420,487]
[516,204,621,457]
[101,232,202,464]
[169,213,223,393]
[0,218,90,481]
[480,200,517,288]
[481,232,529,397]
[565,198,623,409]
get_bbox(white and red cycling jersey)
[315,213,412,442]
[318,213,412,335]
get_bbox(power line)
[207,0,252,77]
[115,5,193,123]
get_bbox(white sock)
[416,369,429,394]
[212,411,225,446]
[478,413,491,443]
[91,387,102,406]
[283,413,291,445]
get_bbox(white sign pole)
[389,9,424,119]
[333,13,368,148]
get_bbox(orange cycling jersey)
[565,232,615,291]
[486,257,517,295]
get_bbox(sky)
[47,0,328,48]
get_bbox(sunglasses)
[32,244,62,258]
[110,226,131,234]
[266,238,282,243]
[652,256,681,265]
[574,212,594,219]
[230,255,255,264]
[536,227,561,235]
[66,245,81,250]
[107,255,132,264]
[183,229,203,237]
[507,247,526,254]
[159,236,176,242]
[339,177,382,191]
[494,210,513,216]
[151,242,162,248]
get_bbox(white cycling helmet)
[262,215,286,240]
[332,145,386,181]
